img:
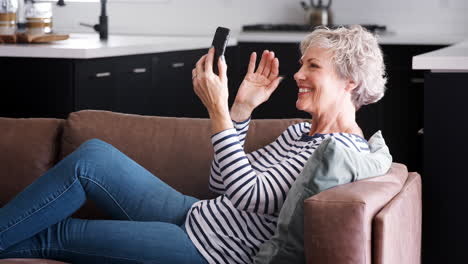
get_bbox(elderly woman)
[0,26,385,264]
[190,25,386,263]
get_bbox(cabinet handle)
[132,68,147,73]
[418,128,424,135]
[171,62,185,68]
[95,72,111,78]
[410,78,424,84]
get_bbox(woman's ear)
[345,79,358,92]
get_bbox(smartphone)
[211,27,231,75]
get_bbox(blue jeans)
[0,139,207,264]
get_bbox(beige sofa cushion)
[0,117,64,207]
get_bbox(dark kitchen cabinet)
[73,54,153,115]
[151,47,239,118]
[151,49,207,117]
[0,58,75,118]
[380,45,446,174]
[113,55,153,114]
[0,55,153,118]
[0,47,238,119]
[74,57,118,112]
[237,42,446,174]
[423,72,468,264]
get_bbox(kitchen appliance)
[242,24,387,34]
[301,0,333,26]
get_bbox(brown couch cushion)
[60,110,305,201]
[0,117,64,207]
[243,118,306,153]
[373,172,422,264]
[303,163,408,264]
[60,110,216,201]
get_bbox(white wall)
[51,0,468,36]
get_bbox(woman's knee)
[75,138,118,160]
[80,138,111,148]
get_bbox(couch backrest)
[0,117,64,206]
[60,110,306,201]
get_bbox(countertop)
[412,39,468,71]
[2,31,466,67]
[0,33,238,59]
[238,31,467,46]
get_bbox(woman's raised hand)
[231,50,283,121]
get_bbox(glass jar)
[0,0,18,35]
[25,2,52,35]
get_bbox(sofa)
[0,110,422,264]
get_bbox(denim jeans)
[0,139,207,264]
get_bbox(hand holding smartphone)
[211,27,231,75]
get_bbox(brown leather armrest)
[303,163,408,264]
[373,172,422,264]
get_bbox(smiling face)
[293,46,355,116]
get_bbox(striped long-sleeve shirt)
[185,118,370,264]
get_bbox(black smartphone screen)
[211,27,231,75]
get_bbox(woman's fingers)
[218,56,228,82]
[192,68,200,92]
[192,68,199,83]
[204,47,215,73]
[262,51,275,76]
[268,58,280,80]
[247,52,257,75]
[195,54,207,77]
[266,76,284,92]
[256,50,269,74]
[192,68,197,80]
[195,54,207,75]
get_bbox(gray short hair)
[300,25,387,109]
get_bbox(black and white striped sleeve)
[209,117,251,194]
[231,117,251,148]
[210,128,284,214]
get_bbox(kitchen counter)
[238,31,467,46]
[0,33,238,59]
[412,39,468,71]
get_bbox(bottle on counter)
[0,0,18,35]
[24,1,52,35]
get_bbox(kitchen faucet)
[56,0,108,40]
